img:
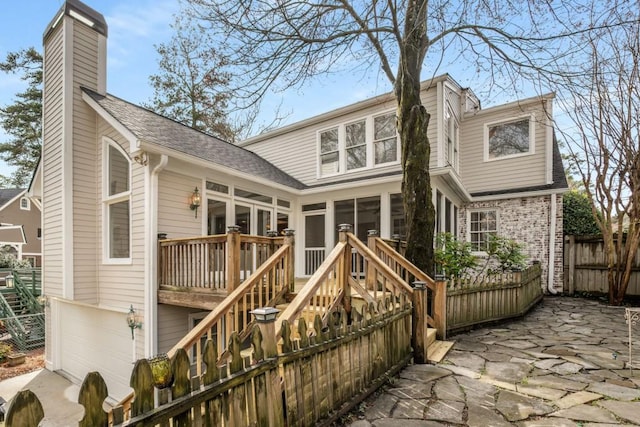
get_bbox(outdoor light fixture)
[5,275,13,288]
[250,307,280,323]
[189,187,201,218]
[126,304,142,339]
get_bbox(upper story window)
[485,116,534,161]
[318,111,398,177]
[104,140,131,262]
[444,103,459,170]
[19,197,30,210]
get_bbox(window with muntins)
[105,142,130,260]
[20,197,30,210]
[469,210,497,252]
[318,111,398,176]
[487,117,532,160]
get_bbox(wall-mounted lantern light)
[126,304,142,339]
[5,275,13,288]
[189,187,201,218]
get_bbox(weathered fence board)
[564,235,640,296]
[446,264,543,333]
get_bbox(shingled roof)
[0,189,25,209]
[82,88,306,190]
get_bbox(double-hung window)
[374,113,397,165]
[318,111,398,177]
[469,210,498,252]
[104,140,131,261]
[320,128,339,175]
[485,116,534,161]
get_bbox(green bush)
[0,341,13,360]
[486,235,527,272]
[435,232,477,279]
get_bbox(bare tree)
[561,19,640,305]
[185,0,634,274]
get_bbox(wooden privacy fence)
[446,263,543,333]
[6,303,412,427]
[564,235,640,296]
[158,227,291,292]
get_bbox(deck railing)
[369,232,447,340]
[158,227,288,292]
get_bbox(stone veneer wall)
[458,194,564,293]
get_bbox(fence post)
[366,230,378,290]
[251,307,284,427]
[433,276,447,340]
[227,225,241,293]
[567,235,575,295]
[339,224,352,316]
[284,229,296,292]
[78,371,109,427]
[412,281,428,363]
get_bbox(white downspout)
[145,154,168,357]
[548,193,558,294]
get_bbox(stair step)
[427,340,455,363]
[426,328,437,348]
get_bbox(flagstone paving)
[346,296,640,426]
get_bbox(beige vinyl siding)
[158,171,203,239]
[247,88,440,185]
[422,88,439,170]
[96,119,146,309]
[72,24,101,303]
[459,100,548,193]
[42,22,65,298]
[157,305,196,354]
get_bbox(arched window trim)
[102,137,132,264]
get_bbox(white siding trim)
[470,187,567,202]
[437,81,444,167]
[145,154,168,356]
[545,100,554,184]
[62,18,74,300]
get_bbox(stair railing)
[12,271,43,315]
[369,233,447,339]
[116,240,294,419]
[0,292,28,350]
[276,226,415,338]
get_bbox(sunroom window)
[105,142,130,260]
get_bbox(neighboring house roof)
[0,225,26,245]
[82,88,307,190]
[470,133,569,198]
[0,189,26,210]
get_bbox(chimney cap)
[44,0,108,42]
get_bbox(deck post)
[251,307,284,426]
[338,224,352,317]
[284,229,295,292]
[433,276,447,340]
[412,280,428,363]
[227,226,241,292]
[366,230,378,290]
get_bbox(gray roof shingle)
[0,189,24,208]
[83,88,306,190]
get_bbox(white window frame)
[443,102,459,170]
[19,197,30,211]
[484,115,535,162]
[317,109,399,178]
[467,209,499,254]
[372,111,400,167]
[345,119,367,172]
[102,137,132,264]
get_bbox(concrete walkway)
[348,296,640,426]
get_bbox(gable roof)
[0,189,26,210]
[82,88,306,190]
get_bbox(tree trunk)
[395,0,434,275]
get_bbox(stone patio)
[347,296,640,426]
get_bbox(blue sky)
[0,0,550,182]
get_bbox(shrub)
[0,341,13,360]
[435,233,477,279]
[486,235,527,272]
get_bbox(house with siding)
[38,0,568,398]
[0,188,42,267]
